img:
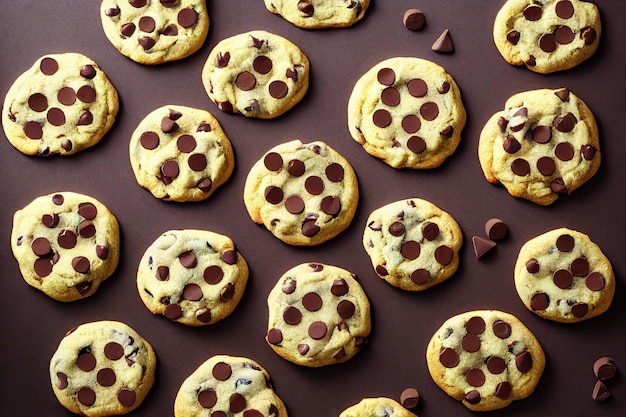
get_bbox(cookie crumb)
[403,9,425,31]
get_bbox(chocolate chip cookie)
[266,262,371,367]
[348,57,466,169]
[514,228,615,323]
[478,88,600,205]
[363,198,463,291]
[174,355,287,417]
[243,140,359,246]
[202,30,310,119]
[264,0,370,29]
[50,321,156,416]
[137,229,249,326]
[2,53,118,156]
[493,0,601,73]
[11,192,120,302]
[426,310,545,411]
[339,398,417,417]
[129,105,235,202]
[100,0,209,64]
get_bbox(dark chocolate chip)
[373,109,392,128]
[24,121,43,139]
[586,272,605,291]
[530,292,549,310]
[472,236,496,259]
[402,115,421,134]
[553,113,577,133]
[493,320,511,339]
[118,389,136,407]
[217,52,230,67]
[570,257,589,277]
[532,126,552,144]
[269,80,288,99]
[516,351,533,373]
[571,302,588,318]
[593,357,617,381]
[97,368,116,387]
[381,87,400,106]
[337,300,355,319]
[506,30,520,45]
[308,321,327,339]
[188,154,207,171]
[80,65,97,79]
[439,347,459,368]
[407,78,427,97]
[178,8,198,27]
[422,222,439,240]
[104,342,124,360]
[331,278,349,296]
[303,292,323,311]
[592,380,611,402]
[523,5,542,21]
[407,136,426,154]
[401,240,421,260]
[556,234,575,252]
[253,56,273,74]
[283,306,302,325]
[553,269,573,289]
[582,27,597,45]
[485,218,508,240]
[377,68,395,86]
[235,71,256,91]
[465,368,485,387]
[287,159,305,177]
[198,388,217,408]
[161,117,179,134]
[410,269,430,285]
[556,1,574,19]
[539,33,557,53]
[139,16,155,32]
[511,158,530,176]
[285,196,305,214]
[179,250,197,268]
[464,390,481,405]
[435,245,454,265]
[555,142,574,161]
[495,382,512,399]
[556,26,575,44]
[432,29,454,53]
[304,176,324,195]
[72,256,90,273]
[537,156,556,176]
[400,387,420,409]
[265,186,284,204]
[40,57,58,75]
[321,196,341,216]
[420,102,439,121]
[503,135,521,154]
[28,93,48,112]
[77,387,96,406]
[403,9,425,31]
[140,131,159,150]
[462,334,481,353]
[555,88,570,102]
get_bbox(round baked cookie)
[202,30,310,119]
[426,310,545,411]
[347,57,466,169]
[129,105,234,202]
[243,140,358,246]
[266,262,371,367]
[50,321,156,416]
[514,228,615,323]
[2,53,118,156]
[478,88,600,205]
[174,355,288,417]
[493,0,601,74]
[264,0,370,29]
[100,0,209,64]
[339,398,417,417]
[11,192,120,302]
[137,229,248,326]
[363,198,462,291]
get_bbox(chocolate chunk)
[377,68,395,86]
[432,29,454,53]
[592,380,611,403]
[593,357,617,381]
[178,8,198,27]
[403,9,425,31]
[506,30,520,45]
[523,4,542,21]
[439,347,459,368]
[400,387,420,409]
[269,80,288,99]
[472,236,496,259]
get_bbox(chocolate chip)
[506,30,520,45]
[77,387,96,406]
[58,230,77,249]
[321,196,341,216]
[331,278,349,296]
[188,154,207,171]
[553,269,573,289]
[435,245,454,265]
[140,131,159,150]
[304,176,324,195]
[492,320,511,339]
[183,283,203,301]
[523,4,542,21]
[377,68,395,86]
[178,8,198,27]
[298,0,314,16]
[472,236,496,259]
[555,0,574,19]
[302,218,320,237]
[40,57,58,75]
[302,292,323,312]
[42,213,59,228]
[106,7,120,17]
[593,357,617,381]
[373,109,392,128]
[24,121,43,139]
[551,178,568,193]
[526,258,540,274]
[537,156,556,176]
[553,112,577,132]
[129,0,147,7]
[495,382,512,399]
[265,186,283,204]
[222,250,237,265]
[407,78,427,97]
[571,302,588,318]
[556,234,575,252]
[298,344,310,355]
[337,300,355,319]
[403,9,425,31]
[34,258,53,277]
[267,328,282,345]
[401,241,421,260]
[586,272,605,291]
[28,93,48,112]
[465,316,486,334]
[532,126,552,144]
[555,142,574,161]
[571,257,589,277]
[388,221,405,237]
[217,52,230,68]
[464,390,481,405]
[465,368,485,387]
[161,160,179,182]
[46,108,65,126]
[381,87,400,106]
[179,250,197,268]
[161,116,179,134]
[78,220,96,238]
[432,29,454,53]
[175,134,196,153]
[253,56,273,74]
[236,71,256,91]
[539,33,557,53]
[592,380,611,402]
[582,27,597,45]
[72,256,90,273]
[56,87,76,107]
[31,237,51,256]
[556,26,575,44]
[139,16,155,32]
[104,342,124,360]
[269,80,288,99]
[530,292,549,310]
[308,321,327,339]
[420,102,439,121]
[400,387,420,409]
[220,283,235,301]
[285,196,305,214]
[80,65,96,79]
[516,351,533,373]
[462,334,481,353]
[511,158,530,176]
[198,388,217,408]
[410,269,430,285]
[503,135,521,153]
[118,389,136,407]
[485,218,508,240]
[77,351,96,371]
[555,88,570,102]
[156,265,169,281]
[439,347,459,368]
[52,194,64,205]
[97,368,116,387]
[288,159,305,177]
[283,306,302,325]
[77,85,96,103]
[325,163,344,182]
[401,115,421,134]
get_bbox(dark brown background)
[1,1,624,416]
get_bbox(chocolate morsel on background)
[403,9,425,31]
[485,218,508,240]
[399,387,420,409]
[593,357,617,381]
[472,236,496,259]
[592,380,611,403]
[432,29,454,53]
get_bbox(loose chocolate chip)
[571,302,588,318]
[432,29,454,53]
[586,272,605,291]
[308,321,327,339]
[58,230,77,249]
[377,68,395,86]
[511,158,530,176]
[331,278,349,296]
[72,256,90,273]
[77,387,96,406]
[553,112,577,133]
[555,0,574,19]
[503,135,521,154]
[42,213,59,228]
[593,357,617,381]
[321,196,341,216]
[188,154,207,171]
[407,78,428,98]
[118,389,136,407]
[556,26,575,44]
[410,269,430,285]
[495,381,512,399]
[516,351,533,373]
[269,80,288,99]
[178,7,198,27]
[553,269,573,289]
[472,236,496,259]
[283,306,302,325]
[582,27,597,45]
[305,176,324,195]
[24,121,43,139]
[570,257,589,277]
[493,320,512,339]
[156,265,169,281]
[556,234,575,252]
[373,109,392,128]
[139,16,155,32]
[485,218,508,240]
[403,9,425,31]
[435,245,454,265]
[537,156,556,176]
[466,368,486,387]
[401,241,421,260]
[303,292,323,311]
[555,142,574,161]
[253,56,273,74]
[402,115,421,134]
[592,380,611,402]
[400,387,420,409]
[539,33,557,53]
[439,347,459,368]
[236,71,256,91]
[40,57,58,75]
[530,292,549,310]
[77,351,96,371]
[420,102,439,121]
[462,334,481,353]
[104,342,124,360]
[506,30,520,45]
[28,93,48,112]
[464,390,481,405]
[523,4,542,21]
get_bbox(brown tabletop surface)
[1,1,624,416]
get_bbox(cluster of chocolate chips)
[147,247,238,323]
[23,58,97,151]
[105,0,199,51]
[139,108,215,192]
[592,356,617,403]
[372,66,453,155]
[262,150,345,238]
[525,233,606,319]
[472,218,509,259]
[56,341,137,408]
[195,360,280,417]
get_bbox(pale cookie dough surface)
[202,30,310,119]
[244,140,358,246]
[129,105,234,202]
[264,0,370,29]
[363,198,462,291]
[348,57,466,169]
[174,355,288,417]
[50,321,156,417]
[100,0,209,64]
[478,88,600,205]
[266,262,371,367]
[514,228,615,323]
[493,0,601,74]
[426,310,545,412]
[2,53,118,156]
[11,192,120,302]
[339,398,417,417]
[137,229,248,326]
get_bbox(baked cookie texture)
[426,310,545,411]
[514,228,615,323]
[244,140,358,246]
[478,88,600,205]
[493,0,601,74]
[136,229,249,326]
[202,30,310,119]
[174,355,288,417]
[129,105,234,202]
[339,398,417,417]
[266,262,371,367]
[50,321,156,417]
[264,0,370,29]
[363,198,463,291]
[2,53,118,156]
[348,57,466,169]
[11,192,120,302]
[100,0,209,64]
